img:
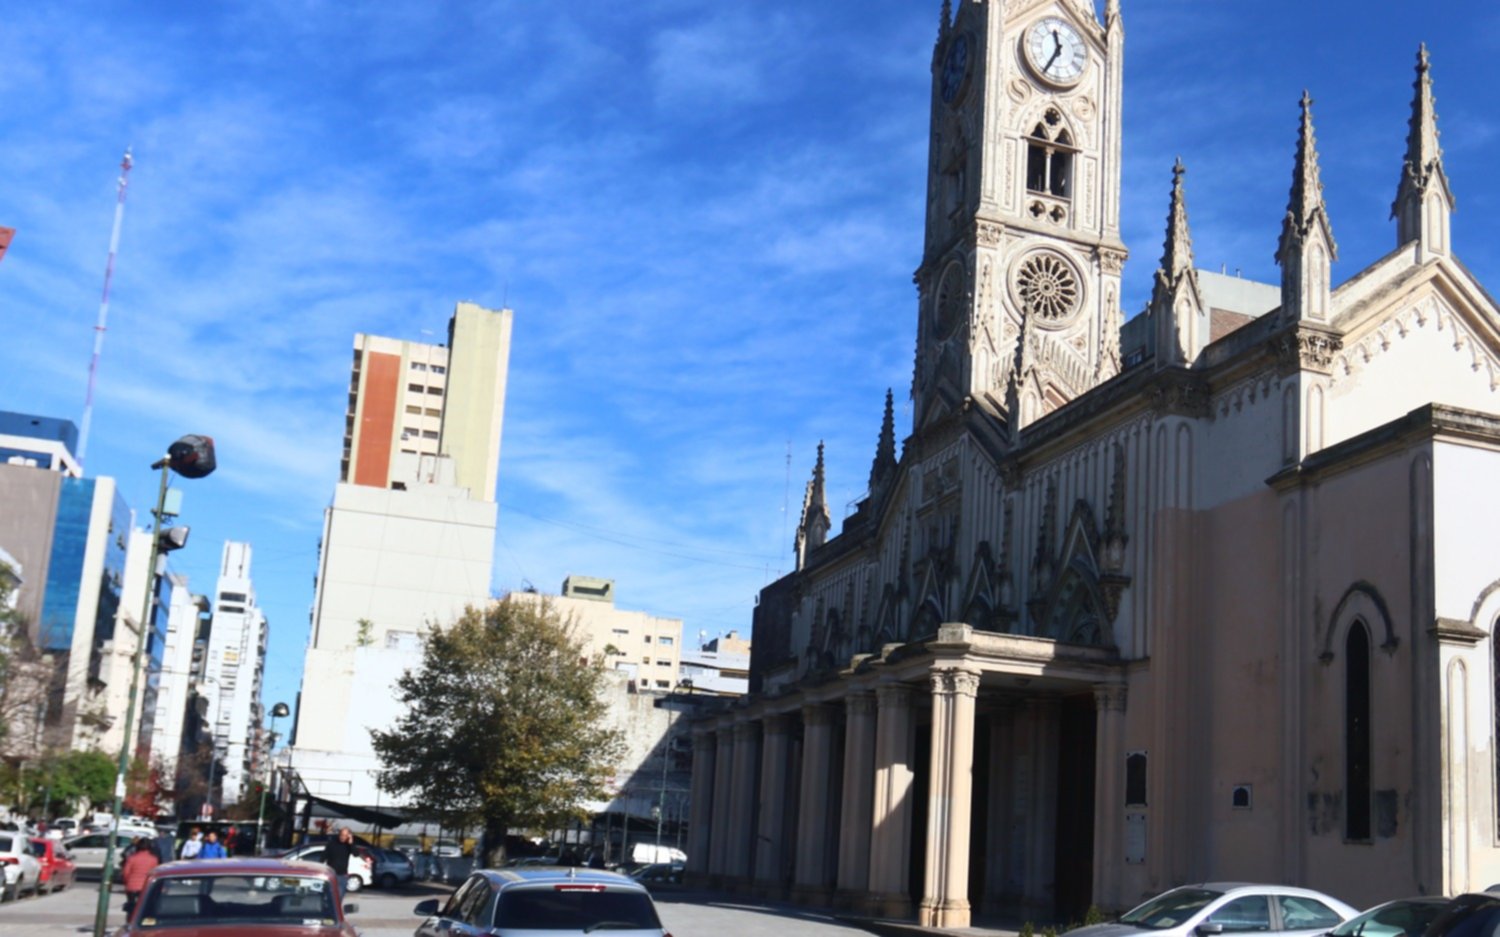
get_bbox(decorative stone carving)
[975,220,1004,247]
[1092,682,1128,711]
[1274,326,1343,375]
[1013,251,1083,326]
[1096,246,1127,275]
[931,667,981,698]
[1147,373,1211,417]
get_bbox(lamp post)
[93,435,215,937]
[256,701,290,854]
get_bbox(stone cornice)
[1267,403,1500,492]
[1431,617,1489,646]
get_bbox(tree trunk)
[484,817,510,868]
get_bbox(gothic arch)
[1321,581,1399,663]
[960,541,999,631]
[1031,499,1113,648]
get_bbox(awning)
[303,794,405,829]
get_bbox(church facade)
[685,0,1500,927]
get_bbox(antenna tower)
[77,147,134,469]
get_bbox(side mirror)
[414,899,440,916]
[1198,925,1226,936]
[343,903,359,915]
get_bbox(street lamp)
[256,701,291,854]
[93,435,216,937]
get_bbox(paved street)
[0,876,881,936]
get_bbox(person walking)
[324,826,355,892]
[199,831,227,859]
[121,837,159,917]
[179,828,203,860]
[154,828,176,865]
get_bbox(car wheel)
[377,872,397,890]
[345,875,362,893]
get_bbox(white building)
[96,528,168,762]
[691,1,1500,926]
[204,542,268,805]
[150,574,210,778]
[288,302,512,810]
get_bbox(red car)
[28,837,76,895]
[113,858,360,936]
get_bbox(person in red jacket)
[121,837,160,917]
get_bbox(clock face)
[1024,17,1086,86]
[940,33,971,105]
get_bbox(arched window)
[1345,622,1372,841]
[1025,109,1075,199]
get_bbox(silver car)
[414,868,668,936]
[61,831,137,880]
[1066,884,1357,937]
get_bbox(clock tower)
[913,0,1127,435]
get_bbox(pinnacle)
[1159,157,1195,278]
[1278,91,1338,263]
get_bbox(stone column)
[793,704,837,902]
[726,720,760,883]
[708,727,735,880]
[919,667,981,928]
[866,683,915,918]
[755,714,793,893]
[836,692,878,904]
[686,728,716,882]
[1092,683,1128,910]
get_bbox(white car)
[0,831,43,901]
[277,842,372,892]
[1066,884,1357,937]
[62,831,137,880]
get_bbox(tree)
[371,599,622,866]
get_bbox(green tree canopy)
[371,599,622,865]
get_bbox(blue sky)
[3,0,1500,730]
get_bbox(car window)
[1122,888,1224,929]
[72,835,102,849]
[1333,902,1446,937]
[1277,897,1346,931]
[495,888,661,930]
[141,874,336,924]
[1209,896,1273,932]
[460,881,496,925]
[442,876,479,918]
[0,835,14,852]
[299,848,325,862]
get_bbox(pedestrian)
[324,826,355,892]
[179,827,203,860]
[154,828,176,865]
[121,837,159,917]
[199,831,227,859]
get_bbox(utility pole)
[77,148,133,469]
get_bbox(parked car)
[628,863,683,886]
[27,837,76,895]
[367,846,415,889]
[1423,894,1500,937]
[116,858,360,936]
[1065,884,1357,937]
[430,840,463,858]
[0,831,43,901]
[275,843,372,892]
[1329,897,1452,937]
[63,830,137,880]
[414,867,669,936]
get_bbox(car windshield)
[495,887,661,931]
[1333,901,1450,937]
[136,875,337,928]
[1119,888,1224,929]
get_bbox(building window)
[421,430,439,440]
[432,365,447,375]
[655,680,670,689]
[408,383,424,393]
[1125,752,1147,806]
[658,636,674,646]
[1025,108,1075,199]
[642,657,651,665]
[612,628,629,636]
[410,362,428,371]
[1346,621,1372,841]
[427,386,443,395]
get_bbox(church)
[684,0,1500,928]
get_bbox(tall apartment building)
[504,577,685,691]
[203,542,269,805]
[288,302,512,809]
[96,527,168,760]
[0,412,135,753]
[150,574,211,778]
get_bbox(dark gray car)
[414,868,667,936]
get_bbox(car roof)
[473,867,650,893]
[150,858,337,879]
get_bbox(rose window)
[1015,252,1081,323]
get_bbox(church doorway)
[1053,693,1097,922]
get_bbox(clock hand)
[1043,46,1062,72]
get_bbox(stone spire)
[940,0,952,36]
[795,442,832,571]
[1393,44,1454,259]
[868,390,898,494]
[1105,0,1121,23]
[1148,159,1203,366]
[1277,92,1338,324]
